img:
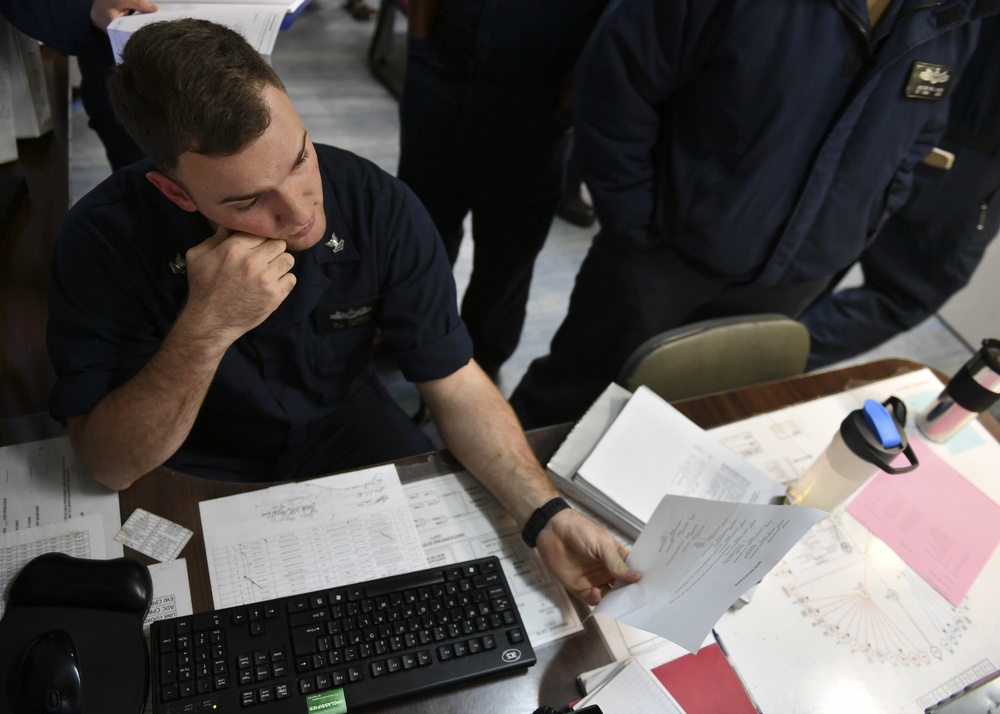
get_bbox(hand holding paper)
[594,494,826,652]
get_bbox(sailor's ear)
[146,171,198,212]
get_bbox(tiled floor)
[70,2,983,423]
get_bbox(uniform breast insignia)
[313,300,378,332]
[905,62,955,100]
[169,253,187,274]
[325,233,345,253]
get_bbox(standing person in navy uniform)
[47,19,639,606]
[397,0,607,381]
[511,0,997,429]
[802,16,1000,370]
[0,0,153,169]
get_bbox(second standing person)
[397,0,607,382]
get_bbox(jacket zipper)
[837,0,947,55]
[836,0,872,56]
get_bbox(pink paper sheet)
[847,437,1000,606]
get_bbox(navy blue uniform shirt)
[47,144,472,475]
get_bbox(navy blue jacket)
[575,0,998,287]
[0,0,95,55]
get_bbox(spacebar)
[365,570,446,597]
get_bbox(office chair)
[618,314,811,402]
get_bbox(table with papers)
[571,365,1000,714]
[4,358,998,713]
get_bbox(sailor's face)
[172,85,326,251]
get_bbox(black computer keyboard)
[149,556,536,713]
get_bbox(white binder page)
[576,386,787,526]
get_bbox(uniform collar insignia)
[325,234,345,253]
[169,253,186,274]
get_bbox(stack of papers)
[550,385,788,538]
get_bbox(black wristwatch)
[521,497,571,548]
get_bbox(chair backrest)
[618,314,811,402]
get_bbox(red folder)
[652,643,756,713]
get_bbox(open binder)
[547,383,787,540]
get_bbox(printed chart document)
[594,494,825,653]
[711,368,1000,713]
[108,2,288,61]
[0,436,122,558]
[403,471,583,646]
[0,514,106,618]
[572,386,788,538]
[200,465,427,608]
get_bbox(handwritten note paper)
[595,494,825,652]
[199,465,427,608]
[847,437,1000,606]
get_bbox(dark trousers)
[801,143,1000,370]
[509,237,833,429]
[397,38,568,375]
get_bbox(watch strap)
[521,497,571,548]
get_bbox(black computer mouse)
[19,629,82,714]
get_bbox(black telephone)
[0,553,152,714]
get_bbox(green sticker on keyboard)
[306,689,347,713]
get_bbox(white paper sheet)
[0,436,122,558]
[576,386,788,534]
[200,465,427,608]
[116,508,193,562]
[548,382,633,480]
[403,471,583,647]
[573,659,685,713]
[142,559,194,714]
[108,4,285,62]
[594,494,825,653]
[0,513,107,617]
[144,558,194,634]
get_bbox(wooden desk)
[120,357,993,712]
